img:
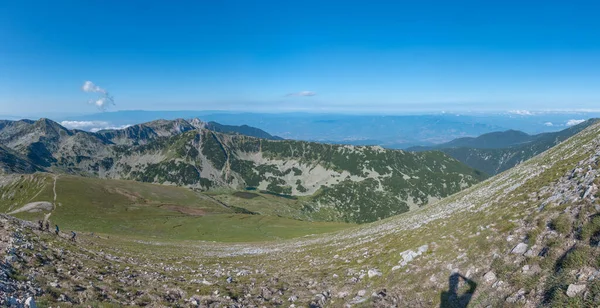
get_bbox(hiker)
[55,225,59,235]
[38,220,43,231]
[45,221,50,232]
[70,231,77,242]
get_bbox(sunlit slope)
[0,174,352,242]
[2,121,600,306]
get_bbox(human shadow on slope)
[440,273,477,308]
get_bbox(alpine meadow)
[2,1,600,307]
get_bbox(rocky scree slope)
[409,118,598,175]
[2,119,600,307]
[0,118,485,223]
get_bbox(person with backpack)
[55,225,59,235]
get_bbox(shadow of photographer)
[440,272,477,308]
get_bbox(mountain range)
[0,117,485,223]
[408,118,599,175]
[55,110,600,148]
[2,117,600,306]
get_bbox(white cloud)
[60,120,131,132]
[508,110,534,116]
[81,81,106,93]
[89,96,115,111]
[544,122,554,126]
[81,81,114,111]
[566,119,585,126]
[61,121,109,129]
[89,124,131,132]
[286,91,316,97]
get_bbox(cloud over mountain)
[60,120,130,132]
[566,119,585,126]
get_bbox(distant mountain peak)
[188,118,207,129]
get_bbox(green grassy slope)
[1,174,352,242]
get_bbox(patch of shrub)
[579,215,600,243]
[555,245,595,272]
[526,228,540,245]
[550,214,572,234]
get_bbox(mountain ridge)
[2,114,600,306]
[408,118,599,175]
[0,118,486,223]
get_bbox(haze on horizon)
[1,1,600,115]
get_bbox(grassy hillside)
[0,174,352,242]
[0,124,600,307]
[2,119,600,307]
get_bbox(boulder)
[483,271,497,284]
[367,269,382,278]
[566,284,586,297]
[511,243,528,255]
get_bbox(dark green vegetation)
[408,119,599,175]
[0,118,486,223]
[0,145,41,173]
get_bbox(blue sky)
[1,0,600,115]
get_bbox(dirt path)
[53,175,58,207]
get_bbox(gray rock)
[483,271,496,284]
[506,288,526,303]
[367,269,382,278]
[261,288,272,300]
[350,296,367,304]
[566,284,586,297]
[511,243,528,255]
[529,264,542,275]
[524,248,537,257]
